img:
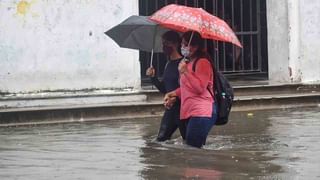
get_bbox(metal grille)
[139,0,268,85]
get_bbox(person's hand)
[178,60,188,74]
[165,96,176,109]
[146,67,155,77]
[164,91,177,109]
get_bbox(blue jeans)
[185,103,217,148]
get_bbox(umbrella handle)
[150,49,154,68]
[150,25,158,68]
[188,31,194,47]
[183,31,195,62]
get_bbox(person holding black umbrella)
[146,31,186,142]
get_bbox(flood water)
[0,107,320,179]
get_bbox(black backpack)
[192,58,234,125]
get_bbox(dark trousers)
[185,103,217,148]
[157,101,187,141]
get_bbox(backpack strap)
[191,58,215,97]
[192,57,216,74]
[192,58,201,72]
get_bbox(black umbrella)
[105,15,169,53]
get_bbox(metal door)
[139,0,268,85]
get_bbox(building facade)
[267,0,320,83]
[0,0,141,93]
[0,0,319,95]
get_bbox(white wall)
[0,0,140,93]
[267,0,320,83]
[267,0,291,83]
[299,0,320,83]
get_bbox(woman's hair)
[182,31,213,63]
[162,31,181,45]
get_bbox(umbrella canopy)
[105,15,169,53]
[150,4,242,48]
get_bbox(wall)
[299,0,320,83]
[0,0,140,93]
[266,0,291,83]
[267,0,320,83]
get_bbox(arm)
[175,87,181,98]
[146,67,166,93]
[151,77,166,94]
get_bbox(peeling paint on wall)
[288,67,292,81]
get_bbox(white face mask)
[181,46,190,57]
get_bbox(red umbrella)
[150,4,242,48]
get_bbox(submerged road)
[0,107,319,179]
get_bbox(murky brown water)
[0,107,320,179]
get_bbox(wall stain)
[17,1,31,15]
[16,0,38,17]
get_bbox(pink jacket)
[175,58,214,120]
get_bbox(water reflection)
[267,108,320,179]
[139,107,320,179]
[0,107,319,179]
[0,122,147,179]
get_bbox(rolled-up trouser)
[157,101,187,141]
[185,103,217,148]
